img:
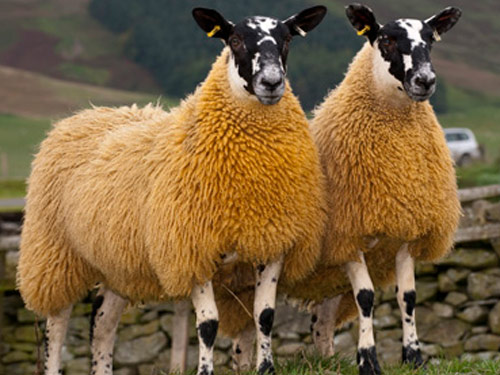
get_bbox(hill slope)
[0,65,175,178]
[0,0,160,92]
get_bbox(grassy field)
[0,179,25,199]
[274,354,500,375]
[0,114,51,179]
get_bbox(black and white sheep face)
[192,6,327,105]
[346,4,461,102]
[227,17,290,105]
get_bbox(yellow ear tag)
[357,25,371,36]
[433,29,441,42]
[207,25,221,38]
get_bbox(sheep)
[217,4,462,375]
[16,6,328,375]
[304,4,463,374]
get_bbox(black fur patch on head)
[357,346,381,375]
[198,319,219,348]
[402,345,424,368]
[356,289,375,318]
[376,21,411,83]
[258,358,275,375]
[90,294,104,343]
[258,308,275,336]
[403,290,416,316]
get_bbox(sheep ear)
[425,7,462,37]
[192,8,233,41]
[345,3,380,44]
[284,6,327,37]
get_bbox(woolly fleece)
[295,42,460,322]
[17,47,327,316]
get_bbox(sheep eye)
[380,37,393,48]
[230,38,242,49]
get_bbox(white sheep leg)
[232,324,256,373]
[44,305,72,375]
[396,244,423,367]
[346,252,381,375]
[192,281,219,375]
[90,288,128,375]
[254,256,283,375]
[311,295,342,358]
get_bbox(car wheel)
[459,154,472,167]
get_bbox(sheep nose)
[261,76,283,91]
[415,75,436,90]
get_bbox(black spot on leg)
[404,290,416,316]
[357,346,381,375]
[257,264,266,274]
[259,308,275,336]
[271,277,277,283]
[198,319,218,348]
[235,345,242,354]
[199,364,214,375]
[402,345,424,368]
[90,294,104,343]
[258,359,275,375]
[405,318,411,323]
[356,289,375,318]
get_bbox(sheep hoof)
[402,346,425,369]
[357,346,381,375]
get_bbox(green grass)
[160,355,500,375]
[0,179,26,199]
[0,114,51,178]
[456,163,500,188]
[274,354,500,375]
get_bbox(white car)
[444,128,482,166]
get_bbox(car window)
[445,132,469,142]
